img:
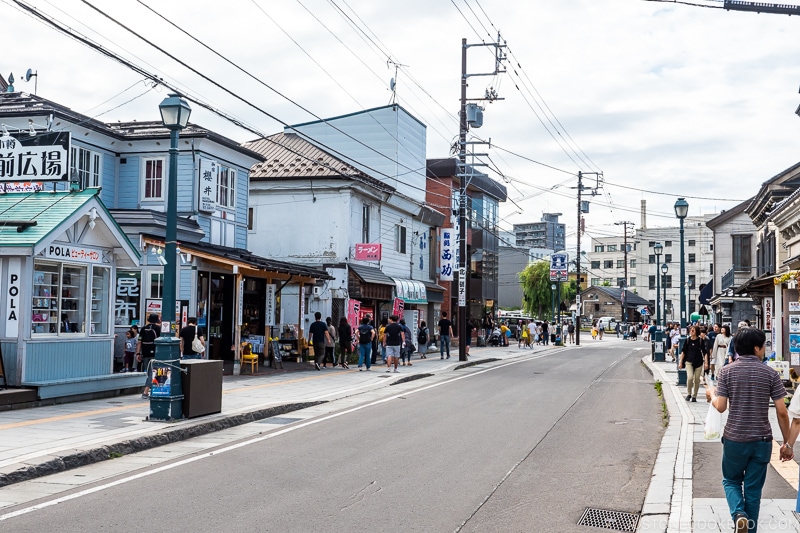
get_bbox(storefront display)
[31,261,107,335]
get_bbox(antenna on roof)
[25,69,37,95]
[386,58,406,105]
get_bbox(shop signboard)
[265,284,276,326]
[790,315,800,333]
[439,228,454,281]
[149,367,172,397]
[114,271,141,325]
[347,299,361,331]
[790,301,800,313]
[764,297,773,331]
[198,158,217,214]
[5,258,21,338]
[458,267,466,307]
[550,252,568,281]
[392,297,405,318]
[354,243,381,261]
[45,243,105,264]
[0,131,70,182]
[2,182,42,192]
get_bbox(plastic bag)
[704,404,723,440]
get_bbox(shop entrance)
[198,272,235,361]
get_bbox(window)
[607,244,618,252]
[630,259,636,268]
[594,303,600,311]
[665,241,672,247]
[604,278,613,285]
[710,244,713,251]
[649,276,656,290]
[616,260,625,268]
[247,207,255,232]
[71,146,101,189]
[630,277,636,286]
[591,260,600,269]
[663,275,672,289]
[688,240,696,247]
[732,235,751,272]
[665,254,672,263]
[648,241,655,248]
[90,266,110,335]
[150,272,164,299]
[710,263,713,275]
[217,167,236,208]
[143,158,165,200]
[31,262,87,335]
[594,245,604,253]
[114,270,141,326]
[591,278,601,286]
[688,274,696,289]
[617,277,626,287]
[603,260,613,269]
[648,255,655,264]
[688,253,696,263]
[362,205,370,242]
[395,225,407,254]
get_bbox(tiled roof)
[0,188,97,247]
[244,132,394,192]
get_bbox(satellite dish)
[389,77,396,92]
[25,68,34,82]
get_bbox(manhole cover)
[577,508,639,531]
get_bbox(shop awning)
[349,263,395,286]
[423,281,446,303]
[698,279,714,305]
[733,274,778,296]
[392,278,427,304]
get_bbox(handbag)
[191,326,205,353]
[704,404,723,440]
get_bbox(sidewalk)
[0,344,535,489]
[640,355,800,533]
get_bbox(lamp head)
[159,94,192,130]
[653,242,663,255]
[661,263,668,275]
[674,198,689,220]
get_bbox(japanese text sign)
[355,243,381,261]
[198,158,217,213]
[0,132,70,182]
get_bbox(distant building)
[498,247,553,309]
[513,213,565,251]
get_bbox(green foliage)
[601,280,611,286]
[519,260,571,319]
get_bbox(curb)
[0,401,324,488]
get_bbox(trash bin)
[180,359,223,418]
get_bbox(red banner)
[354,243,382,261]
[347,299,361,331]
[392,297,405,318]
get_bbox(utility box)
[180,359,223,418]
[652,340,665,362]
[466,103,483,128]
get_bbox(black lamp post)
[150,94,191,422]
[674,197,689,386]
[654,242,663,343]
[661,262,669,331]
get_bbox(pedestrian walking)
[679,325,707,402]
[179,316,204,360]
[383,315,404,373]
[706,327,791,533]
[438,311,453,359]
[337,317,352,369]
[780,384,800,515]
[399,318,414,366]
[712,325,732,380]
[417,321,430,358]
[325,317,336,367]
[137,313,161,398]
[378,317,388,365]
[307,312,331,371]
[567,321,575,344]
[542,321,550,345]
[598,320,605,340]
[356,316,374,371]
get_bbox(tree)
[519,260,570,319]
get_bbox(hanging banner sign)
[347,299,361,331]
[440,228,455,281]
[550,252,569,281]
[198,158,218,214]
[5,258,21,338]
[0,131,70,182]
[354,243,381,261]
[392,297,405,317]
[265,284,276,326]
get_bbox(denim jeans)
[440,335,451,357]
[722,438,772,532]
[358,343,372,369]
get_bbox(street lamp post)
[654,242,663,344]
[661,262,669,332]
[551,283,556,322]
[150,94,191,422]
[674,197,689,386]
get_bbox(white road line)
[0,352,551,522]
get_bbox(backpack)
[417,328,428,345]
[141,324,157,344]
[358,325,373,344]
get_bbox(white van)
[597,317,617,331]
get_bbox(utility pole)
[615,221,634,324]
[573,171,602,346]
[457,34,506,361]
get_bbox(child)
[591,325,598,340]
[123,329,136,373]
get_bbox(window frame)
[395,224,407,254]
[217,166,236,208]
[142,157,166,201]
[71,146,102,189]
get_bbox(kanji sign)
[198,158,217,213]
[550,252,569,281]
[440,228,454,281]
[0,132,70,182]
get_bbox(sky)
[3,0,800,257]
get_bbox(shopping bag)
[704,404,723,440]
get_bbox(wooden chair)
[241,343,258,373]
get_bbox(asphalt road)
[3,341,664,533]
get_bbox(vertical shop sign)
[347,299,361,331]
[5,258,21,337]
[198,158,217,214]
[265,284,276,326]
[114,271,141,325]
[440,228,454,281]
[392,298,405,317]
[237,278,244,326]
[458,267,467,307]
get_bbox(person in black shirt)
[438,311,453,359]
[337,317,352,369]
[679,325,708,402]
[383,315,404,373]
[179,317,204,359]
[308,312,332,371]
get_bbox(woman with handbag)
[179,317,205,360]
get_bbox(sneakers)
[441,356,444,360]
[691,397,697,402]
[314,363,321,371]
[343,363,349,369]
[734,514,748,533]
[359,368,364,371]
[408,362,413,366]
[686,394,692,401]
[386,369,391,373]
[393,369,399,373]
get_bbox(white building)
[585,236,637,289]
